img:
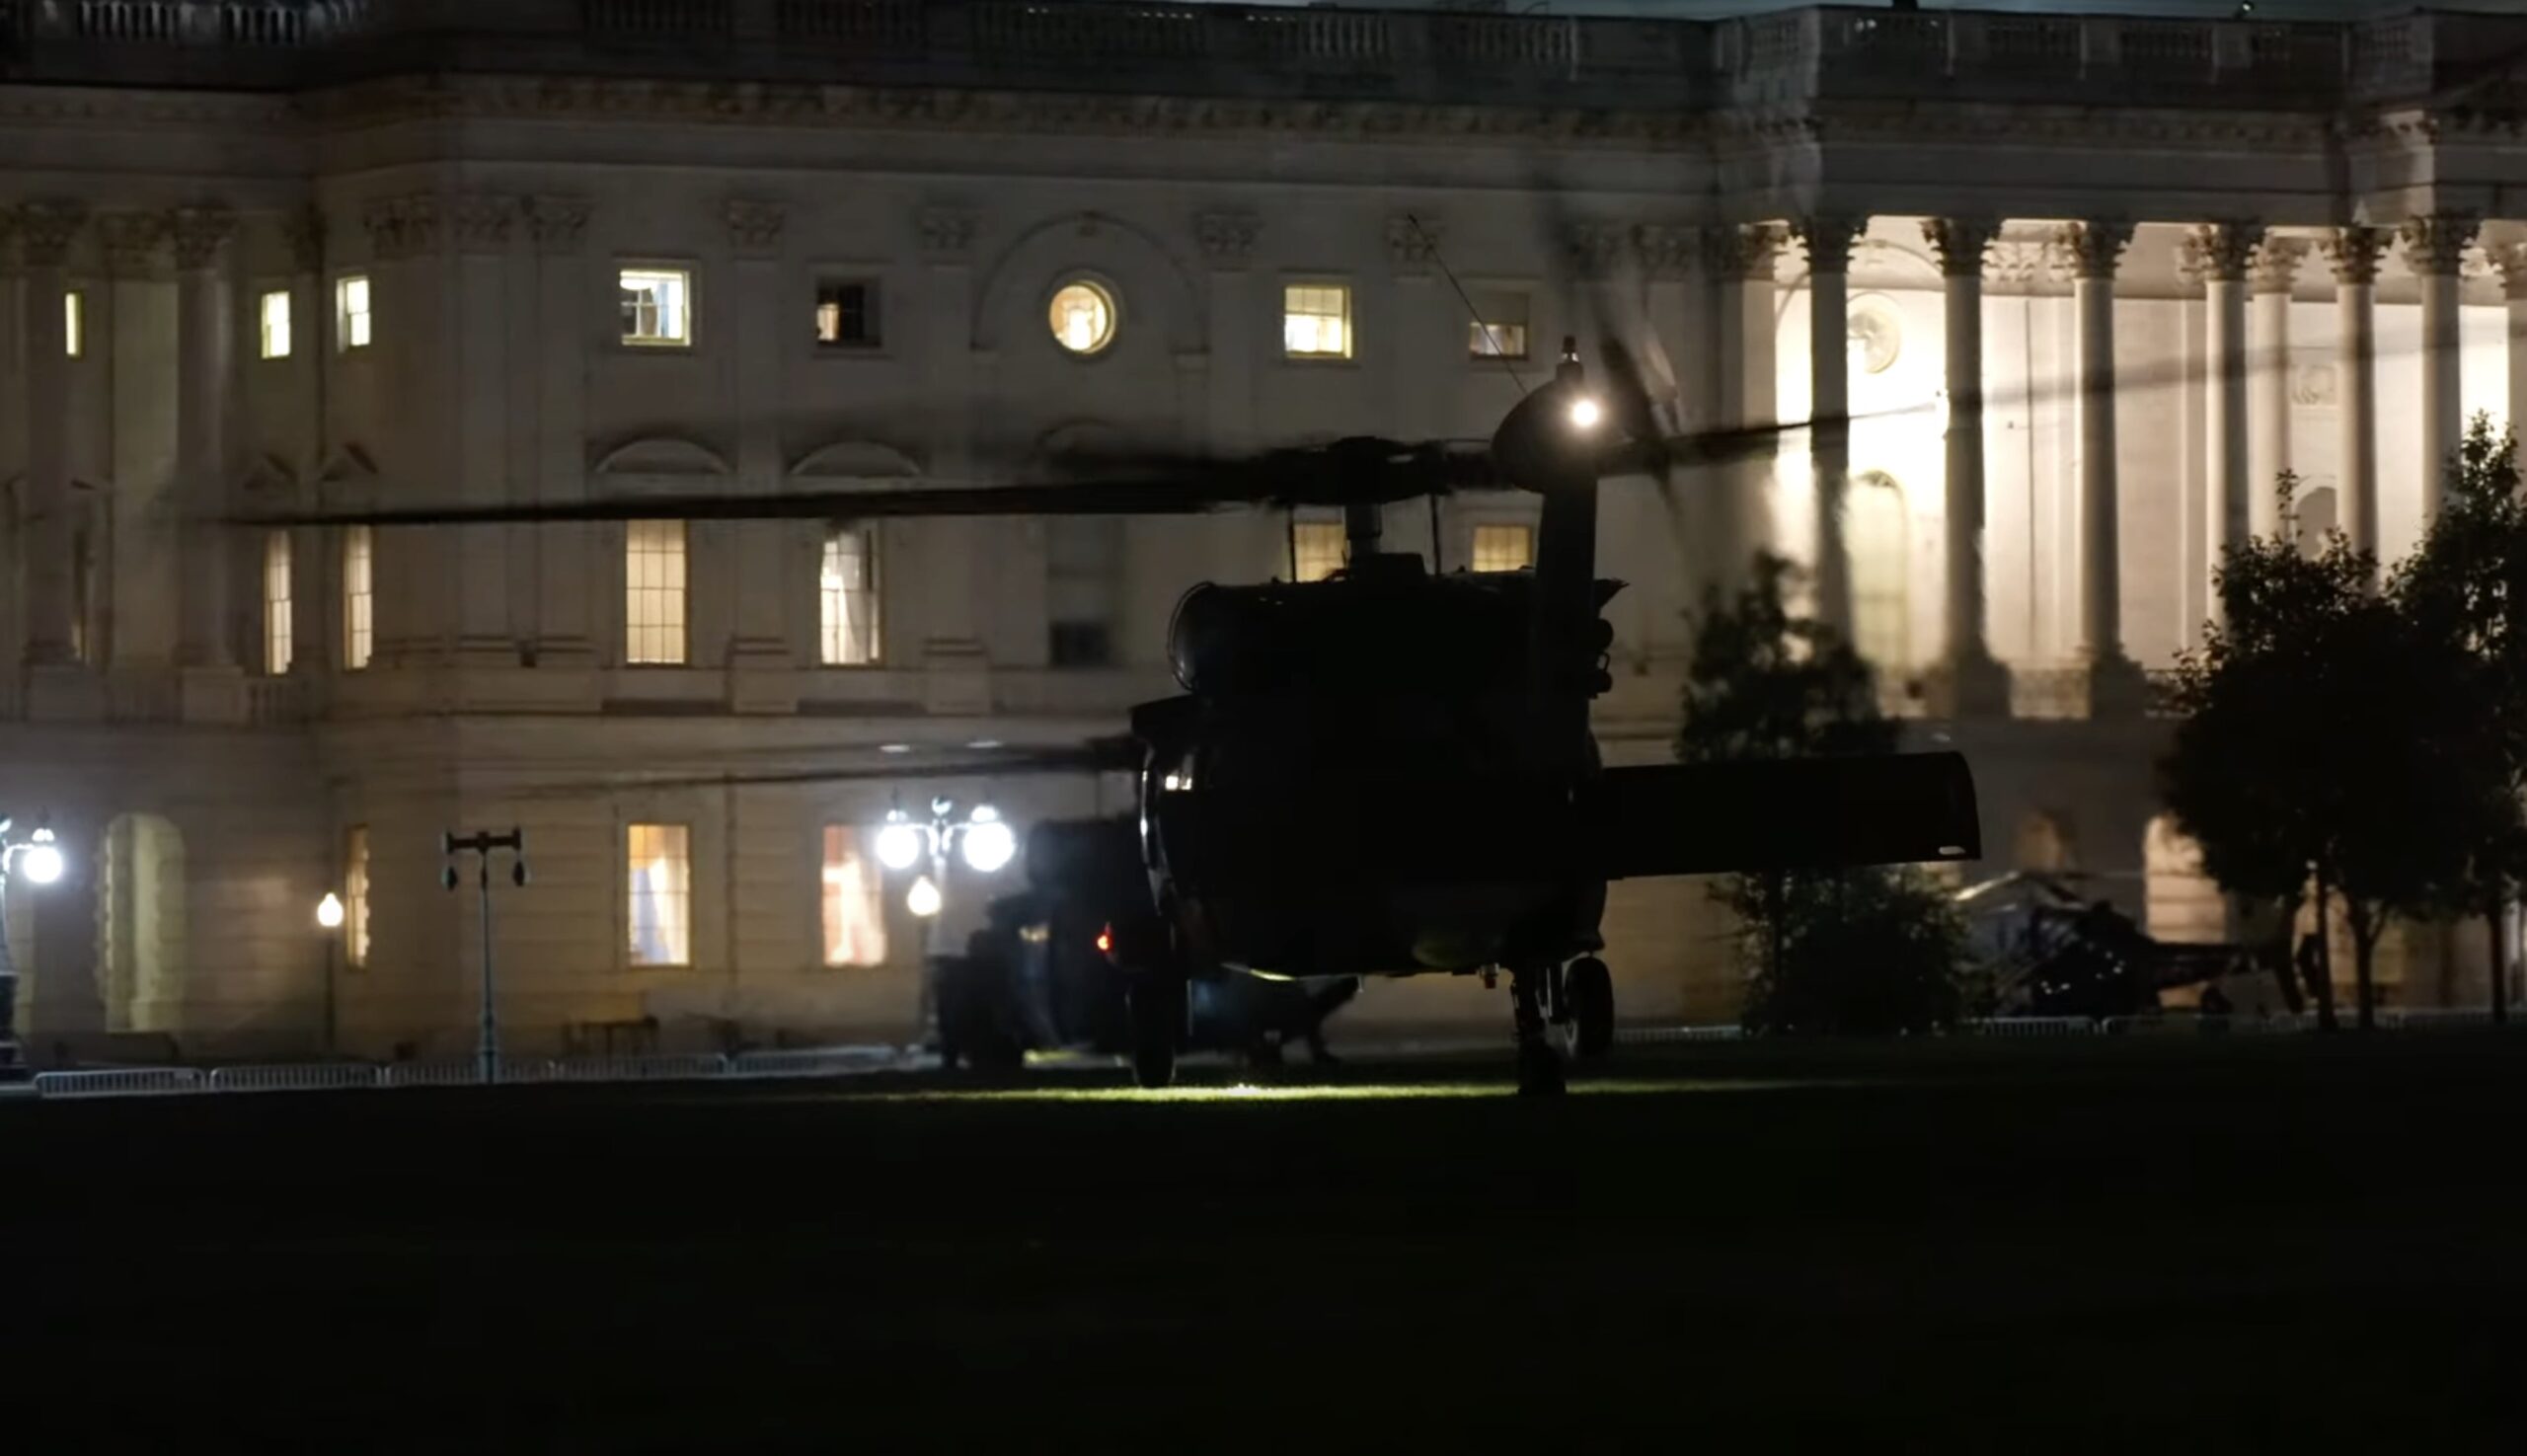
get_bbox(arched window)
[1848,470,1909,670]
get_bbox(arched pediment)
[318,444,379,485]
[1031,418,1131,466]
[973,210,1203,355]
[236,452,296,498]
[788,439,923,482]
[592,435,732,478]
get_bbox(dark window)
[815,282,880,346]
[1049,622,1111,667]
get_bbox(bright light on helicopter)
[961,805,1016,874]
[906,874,943,918]
[316,891,345,930]
[1568,396,1602,429]
[876,811,923,872]
[21,827,63,886]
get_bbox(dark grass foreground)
[10,1037,2526,1452]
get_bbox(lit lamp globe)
[906,874,944,918]
[20,830,63,886]
[316,891,345,930]
[961,805,1016,875]
[876,812,923,873]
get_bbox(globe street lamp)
[316,891,345,1056]
[0,816,66,1079]
[879,797,1015,920]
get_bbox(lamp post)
[442,828,527,1086]
[316,890,345,1057]
[876,796,1016,933]
[0,816,66,1079]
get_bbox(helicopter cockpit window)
[1048,280,1116,355]
[1471,523,1535,574]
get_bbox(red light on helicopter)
[1096,925,1113,956]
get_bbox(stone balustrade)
[1,1,2512,111]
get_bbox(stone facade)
[6,1,2527,1058]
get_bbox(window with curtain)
[1281,283,1351,358]
[1290,520,1345,582]
[1471,523,1535,574]
[821,826,886,966]
[343,525,373,670]
[627,823,691,966]
[263,530,293,676]
[259,289,292,359]
[820,526,881,665]
[336,274,371,350]
[625,519,687,664]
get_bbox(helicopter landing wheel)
[1510,966,1566,1098]
[1128,968,1186,1090]
[1561,957,1615,1062]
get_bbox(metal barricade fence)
[206,1063,382,1094]
[34,1067,203,1099]
[539,1053,730,1083]
[1963,1017,2098,1038]
[1614,1024,1745,1045]
[380,1060,494,1089]
[729,1047,898,1079]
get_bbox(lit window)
[345,825,370,968]
[815,281,880,347]
[1048,280,1116,356]
[263,530,293,676]
[1468,290,1528,360]
[820,525,881,665]
[627,823,692,966]
[1472,523,1535,574]
[619,268,691,346]
[1291,520,1345,582]
[1850,471,1909,669]
[63,291,84,358]
[336,274,370,351]
[260,289,292,359]
[1282,283,1351,359]
[821,825,886,966]
[625,520,688,664]
[343,525,373,670]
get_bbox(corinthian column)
[2056,221,2144,716]
[2497,244,2527,444]
[1795,215,1866,639]
[16,202,83,667]
[2323,226,2389,556]
[171,206,237,671]
[2247,236,2305,541]
[2403,214,2475,518]
[1921,218,2008,718]
[1709,223,1787,592]
[2186,223,2259,595]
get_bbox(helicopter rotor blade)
[509,737,1141,799]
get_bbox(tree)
[1679,552,1968,1035]
[2395,416,2527,1023]
[2163,475,2486,1030]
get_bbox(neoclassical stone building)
[5,0,2525,1060]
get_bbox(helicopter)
[248,330,1981,1096]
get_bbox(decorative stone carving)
[1706,222,1787,282]
[1631,223,1699,280]
[724,198,786,257]
[284,206,327,273]
[917,206,976,260]
[449,193,516,254]
[2181,222,2261,284]
[363,194,442,262]
[2491,242,2527,301]
[1921,219,1996,278]
[528,195,590,254]
[14,201,87,268]
[1560,220,1629,281]
[2049,220,2132,281]
[2290,357,2338,408]
[1847,296,1902,374]
[1794,214,1868,274]
[1385,214,1441,274]
[97,211,169,276]
[2321,225,2388,285]
[167,205,236,269]
[2249,235,2307,294]
[1194,210,1259,263]
[2399,213,2476,276]
[1984,239,2051,293]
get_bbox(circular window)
[1048,281,1116,356]
[1847,295,1902,374]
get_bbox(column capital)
[2322,225,2390,285]
[723,198,785,259]
[2181,222,2262,285]
[13,200,88,268]
[450,193,518,256]
[363,193,441,263]
[2249,234,2308,294]
[2050,220,2131,281]
[1921,219,1997,278]
[2491,242,2527,301]
[916,205,977,261]
[97,210,170,278]
[527,195,589,255]
[1793,214,1868,274]
[167,204,236,270]
[1386,213,1442,275]
[1558,219,1631,282]
[1632,222,1699,280]
[1707,222,1788,282]
[282,206,327,273]
[1194,209,1260,265]
[2399,213,2478,276]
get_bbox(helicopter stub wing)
[1584,751,1980,880]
